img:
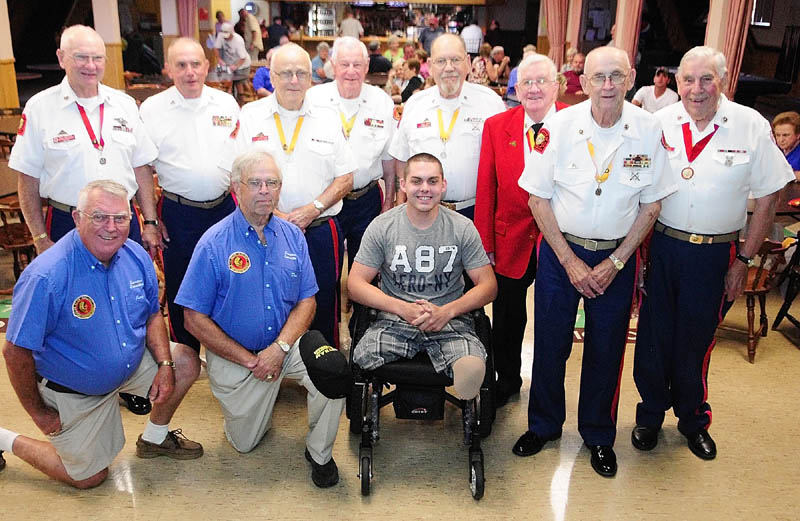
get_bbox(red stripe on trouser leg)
[328,219,341,349]
[45,206,53,236]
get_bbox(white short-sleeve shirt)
[140,85,240,201]
[388,82,506,202]
[221,95,357,217]
[215,33,251,71]
[632,85,679,113]
[9,77,157,206]
[655,95,794,234]
[518,100,677,240]
[306,82,395,190]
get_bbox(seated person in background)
[632,66,679,113]
[384,58,406,96]
[773,111,800,180]
[311,42,330,84]
[0,180,202,488]
[383,35,404,63]
[403,42,417,61]
[368,40,392,73]
[505,45,538,105]
[348,153,497,401]
[490,46,511,85]
[563,52,584,94]
[392,58,424,104]
[469,43,498,86]
[416,49,430,79]
[253,48,276,97]
[561,47,578,73]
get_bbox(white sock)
[0,426,20,453]
[141,421,169,444]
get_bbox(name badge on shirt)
[623,154,651,169]
[72,295,96,319]
[416,118,432,129]
[53,130,76,144]
[228,252,251,274]
[129,279,144,289]
[212,115,234,127]
[252,132,269,142]
[284,251,298,261]
[364,118,385,129]
[113,117,134,133]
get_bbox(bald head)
[580,46,635,126]
[430,34,469,99]
[431,33,466,57]
[60,24,104,53]
[585,46,629,73]
[270,43,312,110]
[56,25,106,97]
[167,37,209,98]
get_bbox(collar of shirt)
[524,104,556,133]
[264,94,315,118]
[668,94,732,136]
[57,76,114,110]
[426,83,481,110]
[567,99,641,144]
[165,85,217,110]
[232,207,280,243]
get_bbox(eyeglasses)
[71,54,106,65]
[274,69,310,82]
[587,71,629,87]
[80,211,131,226]
[431,56,465,68]
[679,75,716,87]
[519,78,556,89]
[245,178,282,191]
[336,61,367,70]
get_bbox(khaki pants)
[205,340,344,464]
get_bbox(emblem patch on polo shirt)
[17,114,26,136]
[252,132,269,142]
[534,128,549,153]
[364,118,384,129]
[52,130,76,144]
[212,115,234,127]
[416,118,432,129]
[228,252,251,273]
[72,295,96,319]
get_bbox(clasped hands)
[399,299,453,332]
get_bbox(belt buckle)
[441,201,456,211]
[584,239,598,251]
[689,233,704,244]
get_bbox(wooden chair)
[772,242,800,332]
[721,240,787,363]
[0,194,36,280]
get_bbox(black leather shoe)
[512,431,557,457]
[305,448,339,488]
[631,425,659,451]
[687,430,717,460]
[0,450,5,472]
[494,388,520,408]
[589,445,617,477]
[120,393,152,415]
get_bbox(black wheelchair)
[346,304,496,500]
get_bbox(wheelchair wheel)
[360,456,371,496]
[469,459,484,500]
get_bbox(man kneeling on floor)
[348,153,497,399]
[0,180,202,488]
[177,149,345,488]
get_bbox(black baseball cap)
[299,330,352,399]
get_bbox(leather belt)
[440,198,476,211]
[563,232,624,251]
[308,216,332,229]
[46,199,76,213]
[654,222,739,245]
[162,190,230,209]
[36,374,82,395]
[345,179,379,200]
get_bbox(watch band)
[158,360,175,368]
[609,253,625,271]
[143,219,159,227]
[276,340,291,353]
[735,253,753,266]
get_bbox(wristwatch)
[143,219,159,227]
[158,360,175,368]
[735,253,754,267]
[276,340,291,353]
[609,253,625,271]
[312,199,325,212]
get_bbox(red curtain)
[566,0,584,53]
[719,0,754,97]
[178,0,197,37]
[616,0,644,67]
[544,0,570,69]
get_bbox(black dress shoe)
[120,393,152,415]
[687,430,717,460]
[631,425,659,451]
[512,431,557,457]
[305,448,339,488]
[589,445,617,477]
[0,450,5,472]
[494,388,520,408]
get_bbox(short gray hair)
[517,53,557,81]
[678,46,727,80]
[231,149,282,184]
[317,41,330,54]
[76,180,130,213]
[331,36,368,62]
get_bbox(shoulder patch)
[17,114,26,136]
[534,128,550,154]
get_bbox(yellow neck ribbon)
[274,112,305,154]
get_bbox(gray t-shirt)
[355,205,490,307]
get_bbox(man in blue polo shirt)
[0,180,202,488]
[177,149,345,488]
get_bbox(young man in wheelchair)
[347,152,497,400]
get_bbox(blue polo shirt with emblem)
[175,208,318,352]
[6,230,159,395]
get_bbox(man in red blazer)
[475,53,567,406]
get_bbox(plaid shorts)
[353,312,486,377]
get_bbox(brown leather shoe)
[136,429,203,460]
